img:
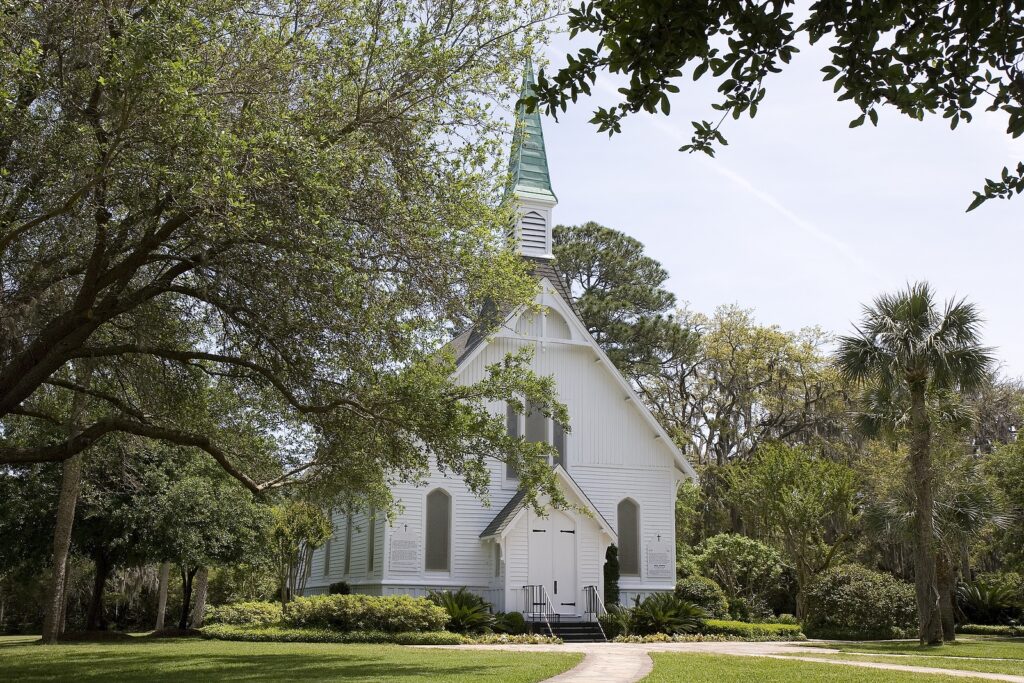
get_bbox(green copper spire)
[508,58,556,202]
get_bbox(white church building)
[303,65,696,622]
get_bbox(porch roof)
[479,466,617,542]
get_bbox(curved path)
[420,641,1024,683]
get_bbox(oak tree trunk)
[86,551,112,631]
[40,453,84,644]
[154,562,170,631]
[189,567,209,629]
[909,383,943,644]
[178,566,198,631]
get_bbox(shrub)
[727,595,773,622]
[957,579,1021,625]
[702,619,805,640]
[804,564,916,640]
[605,545,621,605]
[205,601,283,627]
[628,593,706,636]
[472,633,562,644]
[675,576,729,619]
[695,534,783,602]
[957,623,1024,637]
[772,613,799,625]
[599,605,633,639]
[283,594,448,633]
[493,611,527,635]
[328,581,351,595]
[428,588,494,634]
[201,624,469,645]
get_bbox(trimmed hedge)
[804,564,916,640]
[201,624,561,645]
[702,619,805,640]
[957,624,1024,637]
[201,624,469,645]
[283,594,449,633]
[205,601,282,627]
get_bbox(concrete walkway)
[420,641,1024,683]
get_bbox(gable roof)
[452,270,698,481]
[480,466,617,541]
[447,257,578,366]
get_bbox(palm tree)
[836,282,993,644]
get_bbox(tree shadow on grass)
[0,640,566,682]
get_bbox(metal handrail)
[583,585,609,641]
[522,584,555,637]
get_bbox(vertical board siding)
[308,288,684,598]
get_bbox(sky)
[532,31,1024,377]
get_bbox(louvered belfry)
[507,58,557,259]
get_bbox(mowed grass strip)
[0,636,581,682]
[804,635,1024,661]
[643,653,997,682]
[790,652,1024,677]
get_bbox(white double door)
[527,507,577,616]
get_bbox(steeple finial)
[508,58,556,202]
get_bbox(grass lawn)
[788,635,1024,677]
[0,636,581,682]
[643,653,997,682]
[806,635,1024,661]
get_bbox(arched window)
[425,489,452,571]
[343,515,353,575]
[617,499,640,576]
[545,309,571,340]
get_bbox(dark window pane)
[525,402,547,443]
[425,490,451,571]
[553,421,565,469]
[617,499,640,576]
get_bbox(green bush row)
[957,623,1024,637]
[702,619,805,640]
[283,594,449,633]
[201,624,562,645]
[205,601,283,627]
[201,624,470,645]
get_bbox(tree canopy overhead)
[0,0,566,507]
[527,0,1024,210]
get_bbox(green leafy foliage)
[328,582,351,596]
[493,611,528,635]
[804,564,917,640]
[621,593,707,637]
[695,534,784,603]
[674,576,729,619]
[200,624,469,645]
[604,544,621,605]
[957,580,1021,625]
[205,601,282,627]
[528,1,1024,209]
[729,444,858,616]
[428,588,495,634]
[282,594,449,633]
[701,619,805,640]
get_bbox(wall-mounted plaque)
[646,539,674,578]
[388,530,419,571]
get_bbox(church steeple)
[508,58,557,259]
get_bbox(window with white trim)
[505,401,568,478]
[617,499,640,576]
[343,515,353,575]
[367,508,377,573]
[425,489,451,572]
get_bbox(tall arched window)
[617,499,640,576]
[425,489,452,572]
